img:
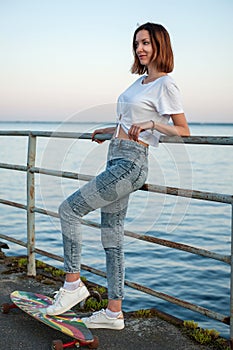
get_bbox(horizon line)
[0,120,232,126]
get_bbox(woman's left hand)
[128,123,145,141]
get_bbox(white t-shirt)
[116,75,184,147]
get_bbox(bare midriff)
[114,125,148,148]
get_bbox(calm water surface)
[0,122,232,337]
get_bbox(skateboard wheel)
[1,303,11,314]
[51,339,63,350]
[88,336,99,349]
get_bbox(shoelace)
[51,289,63,304]
[89,309,105,319]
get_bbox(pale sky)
[0,0,232,123]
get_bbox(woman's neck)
[143,70,167,84]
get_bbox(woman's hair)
[131,22,174,75]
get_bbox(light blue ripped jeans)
[59,138,148,300]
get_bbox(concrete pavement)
[0,255,223,350]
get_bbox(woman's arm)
[154,114,190,136]
[128,113,190,141]
[92,126,116,143]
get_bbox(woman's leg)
[60,157,137,279]
[46,197,92,316]
[53,185,129,319]
[48,140,148,322]
[101,195,129,312]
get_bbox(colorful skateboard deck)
[10,290,94,345]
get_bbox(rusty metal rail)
[0,130,233,341]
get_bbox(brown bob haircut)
[131,22,174,75]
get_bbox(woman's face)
[135,29,155,67]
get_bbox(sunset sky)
[1,0,232,123]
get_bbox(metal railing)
[0,130,233,341]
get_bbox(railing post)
[27,133,36,276]
[230,204,233,348]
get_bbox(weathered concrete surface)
[0,255,223,350]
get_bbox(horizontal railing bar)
[32,207,229,264]
[31,166,233,204]
[0,163,27,172]
[0,199,27,210]
[1,164,232,204]
[0,233,64,263]
[124,280,229,324]
[32,167,93,182]
[0,130,95,139]
[0,233,27,249]
[81,264,229,325]
[0,130,31,136]
[124,230,231,264]
[142,183,233,204]
[96,133,233,145]
[0,130,233,145]
[81,219,231,265]
[0,232,227,325]
[0,201,229,264]
[34,207,59,217]
[0,199,231,265]
[32,131,97,139]
[34,247,63,262]
[160,135,233,145]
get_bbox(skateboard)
[1,290,99,349]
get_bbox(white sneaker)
[82,309,124,330]
[46,282,90,316]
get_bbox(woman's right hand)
[91,128,106,143]
[91,127,116,143]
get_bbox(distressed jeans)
[59,138,148,300]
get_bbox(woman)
[46,22,190,330]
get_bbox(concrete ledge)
[0,256,223,350]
